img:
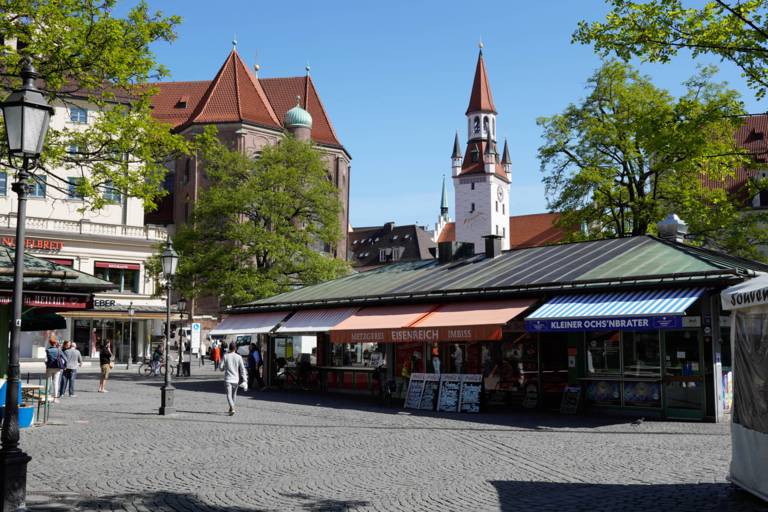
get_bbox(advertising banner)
[525,315,683,333]
[331,324,503,344]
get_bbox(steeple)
[501,138,512,178]
[451,131,462,159]
[484,130,496,157]
[466,45,496,115]
[440,175,449,220]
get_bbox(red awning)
[330,304,438,344]
[330,299,535,344]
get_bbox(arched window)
[473,117,480,134]
[492,118,496,137]
[483,116,489,134]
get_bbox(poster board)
[459,374,482,413]
[404,373,426,409]
[560,386,581,414]
[190,323,201,354]
[418,374,441,411]
[436,374,462,412]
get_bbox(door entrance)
[663,330,705,419]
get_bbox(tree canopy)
[0,0,188,209]
[537,60,768,260]
[173,128,349,305]
[574,0,768,99]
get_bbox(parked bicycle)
[138,357,176,377]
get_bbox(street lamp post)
[126,302,134,370]
[0,59,54,510]
[177,297,186,377]
[159,239,179,416]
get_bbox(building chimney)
[483,234,503,258]
[384,221,395,233]
[657,213,688,243]
[438,241,475,263]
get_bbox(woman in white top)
[220,341,246,416]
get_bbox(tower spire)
[451,130,462,159]
[440,175,449,219]
[466,44,496,115]
[501,138,511,165]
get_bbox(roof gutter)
[227,268,751,314]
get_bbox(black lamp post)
[0,59,53,510]
[176,297,186,377]
[125,302,135,370]
[159,239,179,415]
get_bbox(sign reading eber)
[0,292,88,309]
[2,237,64,251]
[330,324,503,344]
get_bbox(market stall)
[720,275,768,502]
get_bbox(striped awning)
[209,311,291,336]
[527,288,706,319]
[276,308,359,333]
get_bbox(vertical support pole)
[0,161,32,510]
[159,282,175,415]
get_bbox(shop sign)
[332,324,504,344]
[0,292,88,309]
[93,299,117,308]
[524,315,683,332]
[1,237,64,251]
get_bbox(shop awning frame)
[276,307,359,334]
[525,288,706,332]
[210,311,291,336]
[330,299,535,344]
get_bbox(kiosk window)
[586,331,621,375]
[622,331,661,376]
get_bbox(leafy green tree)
[538,61,768,259]
[173,128,349,305]
[0,0,188,209]
[574,0,768,99]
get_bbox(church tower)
[453,44,511,253]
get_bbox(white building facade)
[0,95,169,361]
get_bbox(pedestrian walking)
[98,339,113,393]
[220,341,246,416]
[212,341,222,371]
[198,339,206,367]
[44,337,65,403]
[60,341,83,397]
[247,343,265,390]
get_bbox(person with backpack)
[44,337,65,403]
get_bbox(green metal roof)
[234,236,766,312]
[0,247,116,292]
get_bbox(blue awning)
[525,288,706,332]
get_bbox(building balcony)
[0,213,167,241]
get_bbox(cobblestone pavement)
[17,365,767,512]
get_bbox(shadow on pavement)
[489,481,766,512]
[26,489,368,511]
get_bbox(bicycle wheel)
[138,363,147,376]
[160,364,166,376]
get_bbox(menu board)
[436,374,462,412]
[560,386,581,414]
[404,373,426,409]
[418,374,441,411]
[459,374,482,413]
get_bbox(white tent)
[721,274,768,502]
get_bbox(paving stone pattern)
[19,366,767,511]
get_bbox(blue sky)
[142,1,763,228]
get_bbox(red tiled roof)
[260,75,341,147]
[186,50,280,129]
[437,222,456,243]
[149,50,344,148]
[702,114,768,196]
[466,50,496,115]
[509,213,567,249]
[459,140,508,181]
[151,80,210,129]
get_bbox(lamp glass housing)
[160,240,179,279]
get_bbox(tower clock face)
[497,185,504,202]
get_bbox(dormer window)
[175,95,189,108]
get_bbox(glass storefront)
[70,317,147,363]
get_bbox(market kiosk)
[720,275,768,502]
